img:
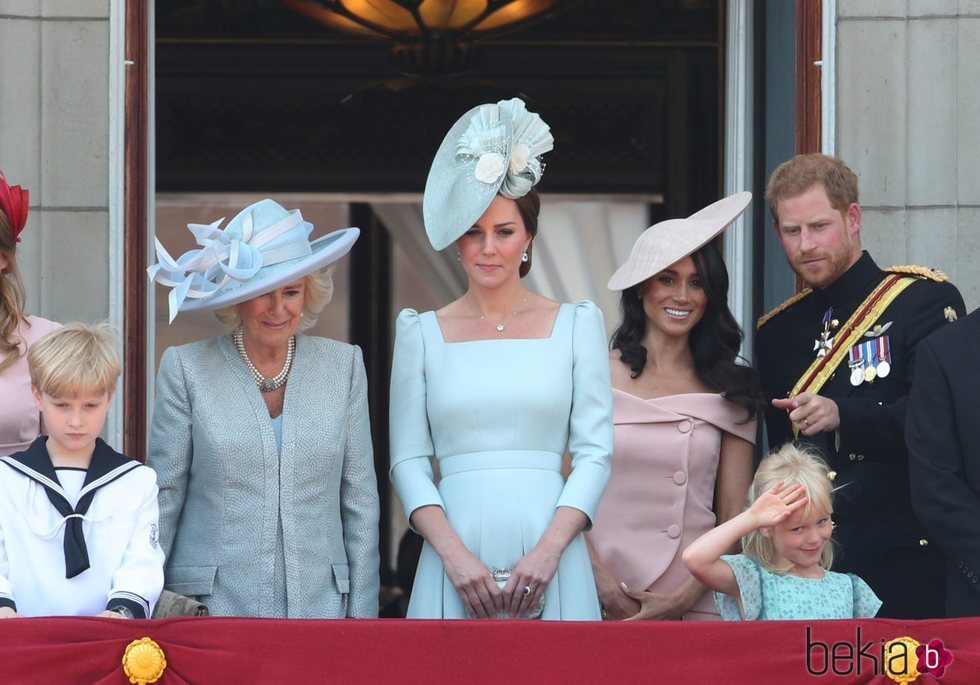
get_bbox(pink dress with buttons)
[0,315,60,456]
[589,390,756,619]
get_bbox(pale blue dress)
[716,554,882,620]
[389,301,613,619]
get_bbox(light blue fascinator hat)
[148,199,359,323]
[423,98,554,251]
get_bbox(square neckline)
[431,302,568,344]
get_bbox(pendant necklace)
[233,328,295,392]
[471,293,528,332]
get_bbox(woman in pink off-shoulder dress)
[587,193,763,620]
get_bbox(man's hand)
[772,392,840,435]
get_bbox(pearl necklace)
[470,293,528,332]
[233,328,295,392]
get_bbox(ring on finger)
[803,418,809,427]
[522,585,532,597]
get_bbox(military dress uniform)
[756,251,965,619]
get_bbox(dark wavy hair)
[610,241,763,421]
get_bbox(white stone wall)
[837,0,980,310]
[0,0,112,323]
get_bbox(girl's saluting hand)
[748,481,808,527]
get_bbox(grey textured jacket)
[147,334,380,618]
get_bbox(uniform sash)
[789,274,917,436]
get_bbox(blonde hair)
[28,322,121,398]
[0,209,27,372]
[742,443,836,574]
[214,266,335,332]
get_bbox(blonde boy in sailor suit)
[0,323,163,619]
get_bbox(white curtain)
[372,199,650,337]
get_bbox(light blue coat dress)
[389,301,613,619]
[148,334,380,618]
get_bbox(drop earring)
[456,250,461,262]
[521,250,529,263]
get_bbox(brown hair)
[513,188,540,278]
[766,154,859,222]
[0,209,27,372]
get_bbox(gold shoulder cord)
[757,288,813,329]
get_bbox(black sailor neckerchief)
[0,436,140,579]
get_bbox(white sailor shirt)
[0,437,164,618]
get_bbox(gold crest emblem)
[944,306,958,322]
[122,637,167,685]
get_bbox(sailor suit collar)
[1,437,139,578]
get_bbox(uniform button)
[918,539,929,547]
[667,524,681,539]
[827,471,837,482]
[857,454,865,461]
[673,471,687,485]
[677,419,693,434]
[848,453,856,461]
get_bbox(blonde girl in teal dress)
[683,443,881,620]
[389,99,613,620]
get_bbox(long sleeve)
[0,515,13,611]
[908,335,980,586]
[146,346,194,557]
[389,309,444,520]
[106,468,166,618]
[341,345,381,617]
[555,301,613,526]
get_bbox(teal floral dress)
[716,554,882,620]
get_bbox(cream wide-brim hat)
[148,198,359,323]
[607,191,752,291]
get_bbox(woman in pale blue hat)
[389,99,613,619]
[147,200,380,618]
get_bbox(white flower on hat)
[474,152,507,185]
[509,143,531,175]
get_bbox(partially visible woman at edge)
[587,193,763,620]
[0,170,60,456]
[389,98,613,620]
[147,199,380,618]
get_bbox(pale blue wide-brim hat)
[423,98,554,251]
[607,192,752,290]
[148,198,359,323]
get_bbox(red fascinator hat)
[0,170,30,243]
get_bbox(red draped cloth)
[1,617,978,684]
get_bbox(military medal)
[848,346,865,386]
[862,340,878,382]
[875,336,891,378]
[813,307,835,358]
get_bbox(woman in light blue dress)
[389,99,613,620]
